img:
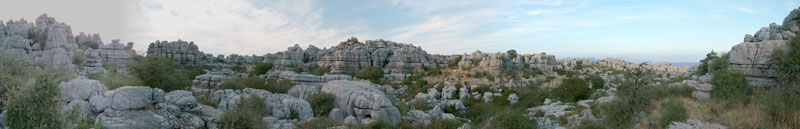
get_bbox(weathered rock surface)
[210,88,314,120]
[320,80,402,125]
[265,71,354,86]
[100,86,221,129]
[728,7,800,87]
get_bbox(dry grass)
[683,96,765,128]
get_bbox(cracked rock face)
[320,80,402,125]
[728,7,800,87]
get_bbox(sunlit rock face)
[728,7,800,87]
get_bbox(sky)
[1,0,799,63]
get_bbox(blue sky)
[3,0,798,63]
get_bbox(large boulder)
[107,86,165,110]
[210,88,315,121]
[320,80,402,125]
[59,78,108,102]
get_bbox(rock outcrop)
[320,80,402,125]
[457,50,558,74]
[100,86,222,129]
[728,7,800,86]
[210,88,314,121]
[264,38,444,75]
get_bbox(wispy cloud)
[737,7,756,13]
[125,0,354,55]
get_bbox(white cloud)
[124,0,353,55]
[737,7,755,13]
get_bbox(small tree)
[360,67,384,83]
[306,92,336,117]
[507,49,518,59]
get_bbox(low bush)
[253,63,273,75]
[711,68,751,100]
[80,41,99,49]
[231,64,246,73]
[129,57,199,92]
[3,69,69,129]
[430,119,462,129]
[307,92,336,117]
[219,95,269,129]
[552,77,592,102]
[489,108,537,129]
[88,72,145,90]
[307,64,331,76]
[360,67,384,83]
[296,117,343,129]
[220,77,295,93]
[410,98,431,111]
[72,52,85,66]
[658,98,687,127]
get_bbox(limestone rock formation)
[457,50,558,74]
[320,80,402,125]
[100,86,221,129]
[668,119,728,129]
[728,7,800,86]
[210,88,314,120]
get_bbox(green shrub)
[72,51,85,66]
[696,51,730,76]
[430,119,462,129]
[65,104,103,129]
[307,64,331,76]
[488,108,537,129]
[231,64,246,73]
[307,92,336,117]
[360,67,384,83]
[128,57,195,92]
[81,41,99,49]
[3,70,69,129]
[253,63,273,75]
[711,69,751,100]
[598,100,633,128]
[587,75,605,89]
[293,65,305,73]
[0,52,34,107]
[88,72,145,90]
[220,77,294,93]
[219,95,269,129]
[296,117,343,129]
[507,49,518,59]
[410,98,431,111]
[512,85,550,108]
[658,98,687,127]
[552,77,592,102]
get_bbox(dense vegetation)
[552,77,592,102]
[219,95,269,129]
[306,92,337,117]
[128,56,204,92]
[360,67,384,83]
[253,63,273,75]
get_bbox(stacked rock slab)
[98,39,135,73]
[264,71,354,86]
[685,75,714,101]
[100,86,223,129]
[728,7,800,86]
[0,14,136,75]
[457,50,559,74]
[263,39,443,75]
[320,80,402,125]
[146,40,208,67]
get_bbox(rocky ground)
[0,5,799,129]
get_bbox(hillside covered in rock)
[1,6,800,129]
